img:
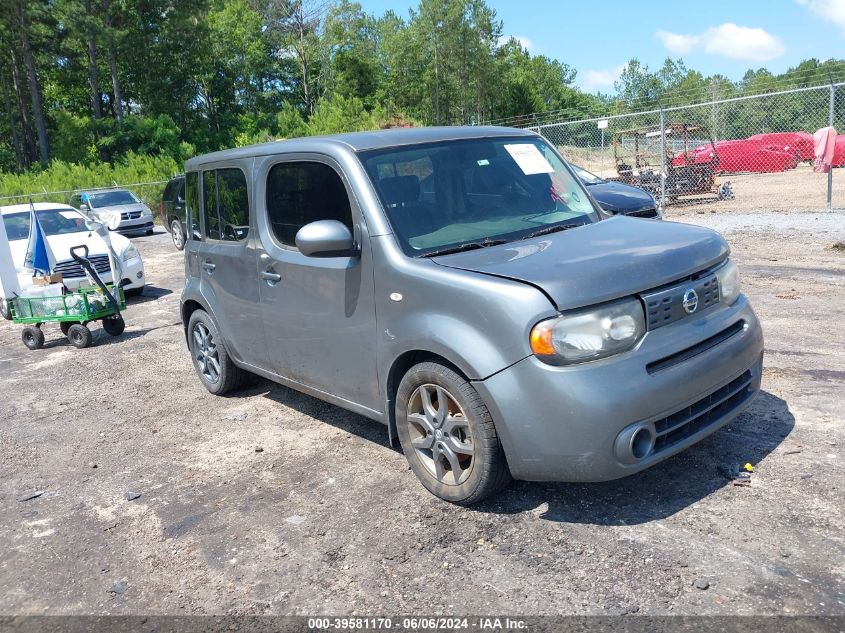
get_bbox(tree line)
[1,0,843,176]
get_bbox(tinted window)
[202,171,220,240]
[266,162,352,247]
[185,172,199,240]
[216,168,249,242]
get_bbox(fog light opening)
[630,427,654,460]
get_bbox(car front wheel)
[395,361,511,504]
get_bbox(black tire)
[0,298,11,321]
[170,219,185,251]
[21,326,45,350]
[187,309,246,395]
[146,228,154,236]
[60,321,79,336]
[395,361,511,505]
[67,323,93,348]
[102,315,125,336]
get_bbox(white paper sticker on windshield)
[59,211,80,219]
[504,143,554,175]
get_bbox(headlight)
[530,297,646,365]
[715,259,740,305]
[121,244,139,262]
[142,206,151,216]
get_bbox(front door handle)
[260,270,282,283]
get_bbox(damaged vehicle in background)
[180,126,763,505]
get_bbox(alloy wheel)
[192,322,220,383]
[406,384,474,485]
[171,221,184,249]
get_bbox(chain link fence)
[525,83,845,211]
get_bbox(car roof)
[80,188,131,194]
[186,126,539,169]
[0,202,78,215]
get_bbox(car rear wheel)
[188,309,246,395]
[170,219,185,250]
[396,361,511,504]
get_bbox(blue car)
[572,164,661,219]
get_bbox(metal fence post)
[659,107,666,209]
[829,83,835,210]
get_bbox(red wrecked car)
[747,132,815,161]
[674,139,799,173]
[834,135,845,167]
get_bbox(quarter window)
[185,172,199,241]
[266,162,353,247]
[202,171,220,240]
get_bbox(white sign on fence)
[597,119,608,130]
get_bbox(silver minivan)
[181,127,763,504]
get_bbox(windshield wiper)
[522,222,585,240]
[420,238,507,258]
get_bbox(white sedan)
[1,203,145,297]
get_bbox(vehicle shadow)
[475,390,794,525]
[127,285,173,304]
[239,381,793,525]
[242,380,395,450]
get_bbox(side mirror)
[79,203,89,212]
[295,220,356,257]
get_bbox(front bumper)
[473,296,764,482]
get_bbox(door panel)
[255,156,380,411]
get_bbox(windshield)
[572,164,605,185]
[2,209,87,240]
[86,190,138,208]
[360,137,600,256]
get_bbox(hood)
[8,230,129,267]
[586,180,656,214]
[432,216,729,310]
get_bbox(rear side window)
[266,162,352,247]
[201,168,249,242]
[185,172,199,240]
[216,169,249,241]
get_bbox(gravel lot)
[0,208,843,617]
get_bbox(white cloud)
[797,0,845,35]
[655,23,785,61]
[502,34,535,51]
[581,64,627,92]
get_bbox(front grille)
[642,273,720,330]
[121,211,143,220]
[52,254,112,279]
[652,370,754,453]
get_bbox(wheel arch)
[384,349,469,446]
[181,298,207,346]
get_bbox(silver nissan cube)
[180,126,763,504]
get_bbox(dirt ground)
[0,207,843,617]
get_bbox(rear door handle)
[260,270,282,283]
[202,261,216,273]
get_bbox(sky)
[357,0,845,93]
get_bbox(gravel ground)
[0,209,843,617]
